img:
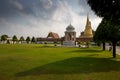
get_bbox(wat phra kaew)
[37,15,94,46]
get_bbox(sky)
[0,0,102,38]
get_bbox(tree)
[107,20,120,58]
[19,36,25,44]
[87,0,120,24]
[31,37,36,43]
[86,41,90,48]
[94,18,109,51]
[54,41,58,46]
[44,41,47,46]
[1,35,8,44]
[87,0,120,58]
[12,35,18,44]
[26,36,31,44]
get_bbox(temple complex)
[36,15,94,45]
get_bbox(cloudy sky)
[0,0,102,38]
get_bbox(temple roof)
[66,24,75,32]
[47,32,59,39]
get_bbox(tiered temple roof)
[47,32,59,39]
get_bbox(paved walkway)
[106,46,120,55]
[116,46,120,55]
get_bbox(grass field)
[0,44,120,80]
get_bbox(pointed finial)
[69,21,72,26]
[87,13,89,19]
[87,12,90,23]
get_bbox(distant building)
[63,24,76,46]
[76,15,94,42]
[37,15,94,45]
[37,32,61,44]
[47,32,59,39]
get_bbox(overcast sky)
[0,0,102,38]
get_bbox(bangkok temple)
[37,15,94,46]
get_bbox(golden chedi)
[80,15,93,38]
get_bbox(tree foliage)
[20,36,24,41]
[19,36,25,44]
[87,0,120,58]
[1,35,8,41]
[87,0,120,24]
[31,37,36,43]
[94,18,109,50]
[94,18,120,57]
[12,35,18,44]
[107,20,120,58]
[26,36,31,44]
[94,18,109,42]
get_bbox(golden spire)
[80,14,93,38]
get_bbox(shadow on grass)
[16,57,120,76]
[68,48,103,54]
[34,45,61,49]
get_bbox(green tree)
[31,37,36,43]
[87,0,120,58]
[86,41,90,48]
[77,41,82,47]
[19,36,24,44]
[44,41,47,46]
[26,36,31,44]
[54,41,58,46]
[1,35,8,44]
[87,0,120,24]
[107,20,120,58]
[12,35,18,44]
[94,18,109,51]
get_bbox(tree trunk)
[103,42,105,51]
[112,42,117,58]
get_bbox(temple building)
[47,32,59,39]
[63,24,76,46]
[36,15,94,45]
[80,16,93,38]
[36,32,61,44]
[64,24,76,41]
[76,15,94,42]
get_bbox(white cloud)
[39,0,53,9]
[90,17,102,31]
[51,0,93,37]
[13,0,102,37]
[0,0,102,38]
[10,0,23,10]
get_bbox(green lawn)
[0,44,120,80]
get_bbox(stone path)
[116,46,120,55]
[106,46,120,55]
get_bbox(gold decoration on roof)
[80,15,93,38]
